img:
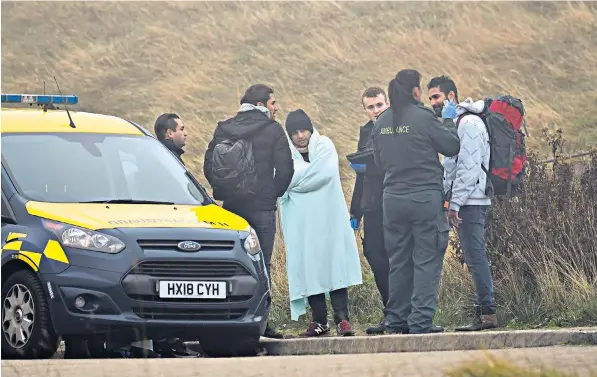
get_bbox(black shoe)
[301,321,331,337]
[128,345,162,358]
[263,324,284,339]
[153,338,204,358]
[366,317,387,335]
[387,324,443,334]
[386,326,409,334]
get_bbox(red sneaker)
[336,320,355,336]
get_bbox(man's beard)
[294,141,309,151]
[433,104,443,118]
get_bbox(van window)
[1,133,207,205]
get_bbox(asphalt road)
[2,346,596,377]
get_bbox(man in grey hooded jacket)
[428,75,498,331]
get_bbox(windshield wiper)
[81,199,175,205]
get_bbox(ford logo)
[177,241,202,252]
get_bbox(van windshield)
[1,133,208,205]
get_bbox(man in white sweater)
[427,76,498,331]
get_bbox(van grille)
[127,260,251,279]
[137,239,235,251]
[127,294,252,304]
[132,307,247,320]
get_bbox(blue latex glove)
[350,217,360,230]
[350,163,366,174]
[442,99,458,119]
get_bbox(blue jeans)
[457,205,496,314]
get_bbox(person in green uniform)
[371,69,460,334]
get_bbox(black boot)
[386,326,409,334]
[263,323,284,339]
[153,338,204,358]
[366,316,387,335]
[387,324,443,334]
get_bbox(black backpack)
[456,95,528,197]
[210,138,258,198]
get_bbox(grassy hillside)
[3,2,597,160]
[2,1,597,331]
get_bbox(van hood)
[25,201,250,232]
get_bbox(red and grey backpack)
[456,95,528,197]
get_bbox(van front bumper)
[41,260,270,342]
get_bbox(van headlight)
[242,226,261,256]
[42,220,125,254]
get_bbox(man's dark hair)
[240,84,274,106]
[388,69,421,127]
[427,75,459,102]
[361,87,387,106]
[154,113,180,141]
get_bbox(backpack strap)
[455,113,466,127]
[455,109,480,126]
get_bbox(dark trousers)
[362,209,390,307]
[222,206,276,279]
[383,189,450,334]
[308,288,349,325]
[457,205,496,314]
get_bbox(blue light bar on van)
[1,94,78,105]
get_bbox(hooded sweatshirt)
[442,98,492,211]
[203,104,294,213]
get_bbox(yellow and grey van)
[1,93,271,358]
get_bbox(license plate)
[158,281,227,299]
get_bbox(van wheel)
[1,269,59,359]
[200,335,260,357]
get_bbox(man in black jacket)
[349,87,391,335]
[203,84,294,339]
[371,69,460,335]
[154,113,188,165]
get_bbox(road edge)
[258,327,597,356]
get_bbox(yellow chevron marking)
[20,251,42,267]
[15,251,40,272]
[6,232,27,242]
[16,256,39,271]
[3,241,23,251]
[43,240,69,264]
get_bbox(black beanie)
[285,109,313,135]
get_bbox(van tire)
[1,269,60,359]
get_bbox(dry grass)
[2,1,597,331]
[442,142,597,330]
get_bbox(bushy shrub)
[448,129,597,327]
